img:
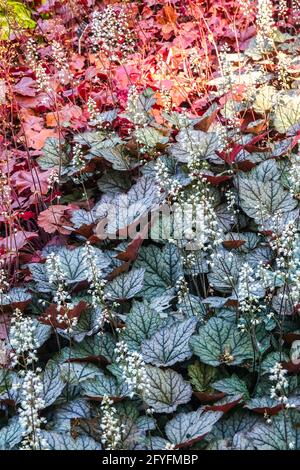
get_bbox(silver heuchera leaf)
[42,360,65,407]
[0,417,23,450]
[208,250,239,293]
[51,399,91,432]
[60,363,103,385]
[81,372,130,399]
[144,366,192,413]
[29,246,110,292]
[165,409,223,446]
[135,244,183,298]
[40,431,102,450]
[190,317,253,366]
[120,300,163,351]
[0,287,31,306]
[38,137,68,171]
[105,268,145,300]
[248,414,298,450]
[141,318,197,367]
[237,178,297,224]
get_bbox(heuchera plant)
[1,0,300,451]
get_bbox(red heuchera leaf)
[0,231,38,258]
[222,240,246,249]
[19,211,35,221]
[205,394,243,413]
[0,314,9,340]
[37,205,73,235]
[12,169,52,195]
[21,109,58,150]
[39,300,87,329]
[13,77,36,97]
[116,236,144,262]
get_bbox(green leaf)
[190,317,253,366]
[120,300,162,351]
[188,361,218,392]
[0,1,35,40]
[144,366,192,413]
[165,409,223,446]
[141,318,197,367]
[212,375,250,399]
[81,372,129,399]
[135,244,183,298]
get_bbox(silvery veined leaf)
[243,159,281,182]
[40,431,102,450]
[135,244,183,298]
[144,366,192,413]
[208,410,260,441]
[120,300,162,351]
[71,209,97,229]
[105,268,145,300]
[172,129,221,162]
[60,362,103,385]
[141,318,197,367]
[248,414,299,450]
[42,360,65,407]
[128,175,162,208]
[74,131,107,146]
[244,396,280,412]
[34,319,52,348]
[0,417,23,450]
[190,317,253,366]
[29,246,110,292]
[91,144,138,171]
[134,126,169,148]
[261,352,290,374]
[177,293,206,319]
[81,371,130,399]
[97,170,131,195]
[165,409,223,446]
[0,287,31,306]
[50,399,91,432]
[54,333,116,363]
[38,137,68,171]
[212,375,250,399]
[237,178,297,224]
[208,249,239,293]
[253,85,277,114]
[273,93,300,133]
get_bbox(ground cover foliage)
[1,0,300,451]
